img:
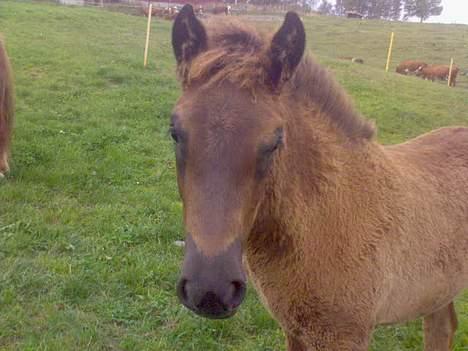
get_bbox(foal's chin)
[179,296,240,320]
[194,308,238,320]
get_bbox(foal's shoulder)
[388,127,468,150]
[384,127,468,167]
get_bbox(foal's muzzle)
[177,235,247,319]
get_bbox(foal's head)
[171,5,305,319]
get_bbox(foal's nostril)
[197,291,227,314]
[230,280,246,308]
[177,278,189,304]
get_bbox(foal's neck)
[251,106,386,260]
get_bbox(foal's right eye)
[169,127,179,143]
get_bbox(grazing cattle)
[142,6,179,20]
[0,38,14,177]
[418,64,460,87]
[210,5,230,15]
[163,8,179,21]
[395,60,427,75]
[141,5,157,17]
[171,6,468,351]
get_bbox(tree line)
[314,0,442,22]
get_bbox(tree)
[302,0,319,12]
[367,0,390,18]
[318,0,333,14]
[404,0,443,23]
[334,0,346,16]
[389,0,402,20]
[343,0,369,15]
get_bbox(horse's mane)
[185,19,375,140]
[0,37,14,153]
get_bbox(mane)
[291,57,375,140]
[185,19,375,141]
[0,37,14,155]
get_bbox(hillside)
[1,1,467,350]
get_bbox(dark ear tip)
[180,4,194,14]
[284,11,302,22]
[174,4,195,26]
[172,3,207,69]
[176,4,195,20]
[281,11,305,34]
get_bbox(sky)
[326,0,468,24]
[426,0,468,25]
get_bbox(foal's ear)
[172,4,207,67]
[266,12,305,89]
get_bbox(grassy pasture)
[1,1,468,350]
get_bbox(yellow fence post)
[144,3,153,67]
[447,58,454,87]
[385,32,394,72]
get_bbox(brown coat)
[419,64,459,86]
[172,7,468,350]
[395,60,427,75]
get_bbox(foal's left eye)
[262,128,284,155]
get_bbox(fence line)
[447,58,454,87]
[143,3,153,67]
[52,1,465,88]
[385,32,394,72]
[60,1,143,9]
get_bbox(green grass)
[1,1,468,350]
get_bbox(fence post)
[447,58,454,87]
[385,32,394,72]
[144,3,153,67]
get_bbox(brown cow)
[0,37,14,177]
[395,60,427,75]
[162,8,179,21]
[142,6,178,20]
[210,5,230,15]
[141,5,158,17]
[418,64,460,87]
